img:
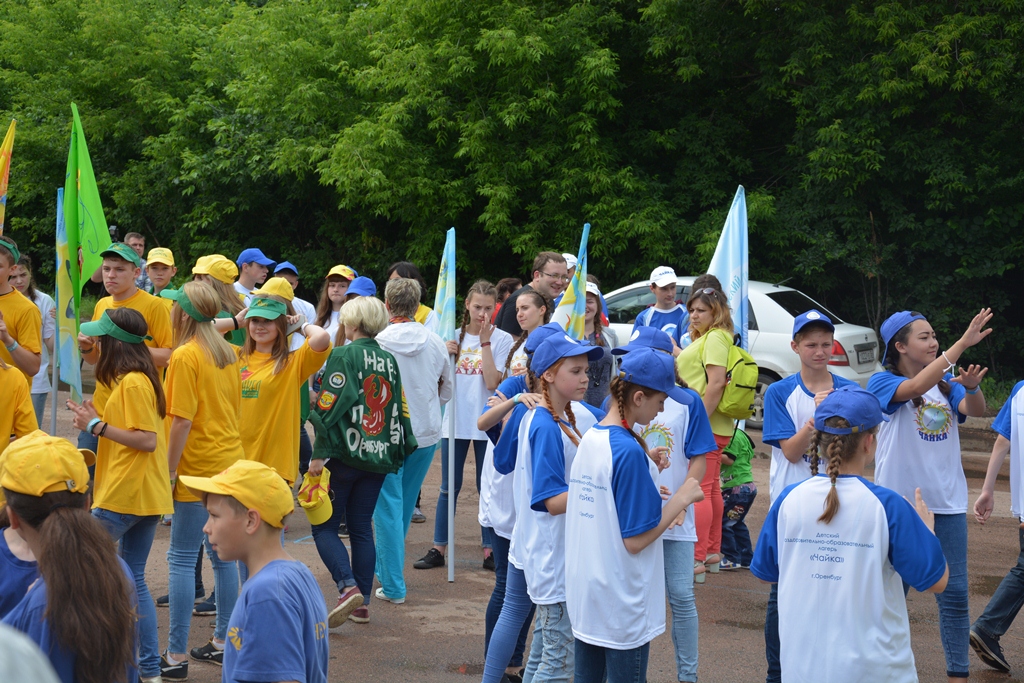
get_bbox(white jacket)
[376,321,452,448]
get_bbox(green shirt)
[720,430,755,488]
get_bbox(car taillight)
[828,340,849,366]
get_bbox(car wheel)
[746,373,777,431]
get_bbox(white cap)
[649,266,677,288]
[562,253,578,270]
[585,281,601,298]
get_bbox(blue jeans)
[31,393,47,429]
[721,483,757,566]
[931,513,970,678]
[485,532,534,668]
[433,438,490,548]
[482,564,535,683]
[974,525,1024,640]
[167,500,239,653]
[574,640,650,683]
[93,509,161,678]
[523,602,573,683]
[299,422,312,477]
[764,583,780,683]
[77,430,98,479]
[311,458,385,602]
[374,445,437,598]
[664,539,698,682]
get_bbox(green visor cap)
[101,242,142,267]
[0,238,20,264]
[80,311,153,344]
[160,287,215,323]
[245,297,288,320]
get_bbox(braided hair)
[457,279,497,355]
[808,416,878,524]
[503,290,552,379]
[884,311,951,408]
[609,376,659,457]
[539,358,581,445]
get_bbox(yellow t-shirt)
[165,340,245,502]
[0,288,43,384]
[0,364,37,455]
[238,342,330,484]
[676,327,735,436]
[92,289,174,415]
[92,372,173,516]
[414,303,433,326]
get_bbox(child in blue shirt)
[631,266,687,352]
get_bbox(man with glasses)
[493,251,567,336]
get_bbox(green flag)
[63,103,111,313]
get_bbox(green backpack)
[699,333,759,420]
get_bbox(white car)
[604,277,884,428]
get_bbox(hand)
[909,487,935,534]
[66,399,100,432]
[308,459,326,477]
[518,393,543,409]
[951,364,988,390]
[486,391,507,409]
[668,509,687,528]
[813,390,832,407]
[286,314,301,326]
[803,418,815,431]
[169,470,177,488]
[974,489,995,525]
[648,446,671,472]
[678,476,704,506]
[49,308,57,320]
[959,308,994,348]
[78,332,96,351]
[659,485,671,501]
[445,340,458,356]
[236,308,249,327]
[478,321,494,345]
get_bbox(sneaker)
[501,672,524,683]
[411,507,426,523]
[970,628,1010,673]
[193,591,216,616]
[157,588,205,608]
[189,640,224,666]
[413,548,445,569]
[349,605,369,623]
[328,586,363,628]
[719,559,743,571]
[338,522,349,539]
[160,651,188,680]
[375,586,405,604]
[483,553,495,571]
[160,515,172,526]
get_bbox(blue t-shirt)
[482,376,529,445]
[530,408,573,512]
[494,403,530,475]
[632,304,687,346]
[606,426,663,538]
[991,380,1024,440]
[223,559,329,683]
[0,530,38,620]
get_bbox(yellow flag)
[0,119,16,235]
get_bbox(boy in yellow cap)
[146,247,177,297]
[180,460,329,683]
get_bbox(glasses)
[689,287,720,301]
[541,271,570,283]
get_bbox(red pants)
[694,433,731,562]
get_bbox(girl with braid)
[752,386,948,683]
[502,289,550,380]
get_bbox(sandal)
[705,554,722,574]
[693,561,706,584]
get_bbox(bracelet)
[232,316,240,330]
[940,351,956,373]
[98,422,109,437]
[79,343,94,353]
[301,322,310,336]
[5,339,18,352]
[480,342,491,348]
[86,417,101,435]
[966,386,980,395]
[513,393,522,404]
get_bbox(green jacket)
[310,338,418,474]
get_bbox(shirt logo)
[228,626,242,650]
[328,372,345,389]
[639,422,675,455]
[362,374,392,436]
[241,378,261,399]
[915,400,952,442]
[318,391,337,411]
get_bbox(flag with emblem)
[550,223,589,340]
[0,119,15,235]
[433,227,456,343]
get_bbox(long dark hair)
[884,311,951,407]
[385,261,429,303]
[4,488,136,683]
[315,276,346,328]
[808,417,878,524]
[95,309,166,418]
[16,255,38,301]
[503,290,551,379]
[241,293,292,374]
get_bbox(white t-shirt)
[566,424,666,649]
[233,281,254,306]
[991,381,1024,521]
[504,341,528,380]
[868,372,968,514]
[751,475,947,683]
[288,297,318,352]
[29,291,56,394]
[762,372,856,504]
[440,328,513,441]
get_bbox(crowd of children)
[0,230,1020,682]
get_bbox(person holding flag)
[0,237,42,384]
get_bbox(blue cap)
[531,333,603,376]
[274,261,298,276]
[611,326,674,356]
[814,385,889,434]
[524,322,566,356]
[617,347,689,404]
[236,248,276,268]
[880,311,926,364]
[792,309,835,337]
[347,276,377,298]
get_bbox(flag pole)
[50,188,63,435]
[447,355,456,583]
[433,227,458,582]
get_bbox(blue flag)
[707,186,749,349]
[433,228,456,343]
[551,223,589,340]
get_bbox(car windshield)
[765,290,845,323]
[607,287,656,325]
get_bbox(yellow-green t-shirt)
[92,372,173,516]
[676,327,735,436]
[0,288,43,384]
[165,340,245,502]
[238,342,330,484]
[1,363,37,453]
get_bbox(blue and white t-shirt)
[751,475,946,683]
[632,305,687,346]
[223,559,329,683]
[0,529,37,620]
[762,372,856,504]
[566,425,665,649]
[637,388,717,542]
[992,380,1024,522]
[868,371,968,514]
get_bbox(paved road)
[35,391,1024,682]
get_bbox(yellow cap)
[192,255,239,285]
[327,265,357,281]
[147,247,175,267]
[179,460,294,528]
[297,469,333,526]
[257,276,295,302]
[0,430,95,498]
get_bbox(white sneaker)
[374,587,405,604]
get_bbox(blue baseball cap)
[236,248,276,268]
[274,261,298,276]
[531,334,603,376]
[611,326,674,356]
[347,276,377,298]
[880,311,926,364]
[814,385,889,434]
[617,347,689,404]
[524,322,566,356]
[792,309,835,337]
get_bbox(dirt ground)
[34,391,1024,682]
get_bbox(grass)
[80,293,98,322]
